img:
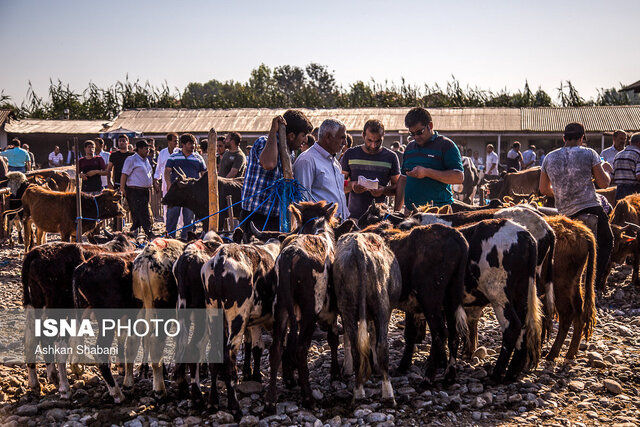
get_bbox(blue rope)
[237,189,277,229]
[297,216,319,234]
[76,197,101,222]
[262,190,278,232]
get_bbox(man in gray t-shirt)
[539,122,613,290]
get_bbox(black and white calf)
[332,232,402,405]
[201,238,280,419]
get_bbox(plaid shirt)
[613,145,640,185]
[242,136,292,216]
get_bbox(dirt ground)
[0,228,639,426]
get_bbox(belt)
[126,185,151,190]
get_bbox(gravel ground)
[0,230,639,426]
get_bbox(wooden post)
[74,137,83,242]
[277,124,293,179]
[225,195,238,231]
[207,128,219,231]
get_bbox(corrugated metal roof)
[106,107,523,134]
[521,106,640,132]
[0,110,12,126]
[5,119,108,134]
[621,80,640,93]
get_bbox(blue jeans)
[8,166,26,172]
[166,206,195,239]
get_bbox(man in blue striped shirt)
[164,133,206,238]
[240,110,313,231]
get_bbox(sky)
[1,0,638,105]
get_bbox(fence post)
[207,128,219,231]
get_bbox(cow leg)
[505,301,531,381]
[207,361,220,411]
[565,316,584,360]
[24,306,41,394]
[249,326,264,382]
[327,321,340,380]
[281,330,297,389]
[546,313,571,361]
[242,329,252,380]
[189,313,208,402]
[374,311,395,407]
[174,308,192,396]
[149,333,168,396]
[342,333,353,376]
[123,335,142,389]
[396,312,418,374]
[421,310,448,386]
[344,321,364,402]
[96,328,125,403]
[443,302,461,383]
[56,360,71,399]
[265,305,288,413]
[222,345,241,420]
[464,307,483,359]
[491,302,522,382]
[36,228,46,246]
[296,314,316,409]
[633,252,639,286]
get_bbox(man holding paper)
[341,119,401,219]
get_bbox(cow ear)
[438,205,452,214]
[290,204,302,224]
[326,202,338,218]
[232,227,244,243]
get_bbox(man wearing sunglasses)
[394,107,463,210]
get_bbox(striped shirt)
[613,145,640,185]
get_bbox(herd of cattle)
[4,166,640,422]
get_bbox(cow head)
[245,222,288,243]
[357,201,405,229]
[102,232,138,252]
[610,223,640,264]
[290,201,339,235]
[6,172,28,197]
[95,189,124,219]
[161,174,199,207]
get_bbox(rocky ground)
[0,231,639,426]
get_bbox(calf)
[2,172,29,246]
[26,169,73,192]
[332,232,401,405]
[544,216,596,360]
[124,238,187,395]
[456,157,480,204]
[362,221,469,385]
[266,201,340,412]
[202,239,280,419]
[172,232,224,400]
[609,194,640,285]
[22,234,136,397]
[72,251,139,403]
[21,186,123,251]
[484,167,541,200]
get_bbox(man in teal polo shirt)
[1,139,32,172]
[394,107,463,210]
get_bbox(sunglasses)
[408,126,428,138]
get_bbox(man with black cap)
[120,140,155,238]
[539,122,613,290]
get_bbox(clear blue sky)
[1,0,638,104]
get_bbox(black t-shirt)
[78,156,106,192]
[110,151,134,185]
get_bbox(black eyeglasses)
[408,126,428,138]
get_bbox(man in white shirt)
[522,145,537,169]
[121,140,155,238]
[95,138,110,188]
[601,130,627,173]
[48,146,64,168]
[293,119,350,220]
[485,144,499,178]
[154,132,179,220]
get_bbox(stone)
[237,381,263,394]
[312,389,323,400]
[468,383,484,394]
[365,413,387,423]
[16,405,38,416]
[568,380,585,392]
[354,408,372,418]
[472,346,488,360]
[214,411,235,424]
[587,351,604,362]
[239,415,260,426]
[472,411,482,421]
[45,408,67,421]
[604,379,623,394]
[474,396,487,409]
[616,325,633,337]
[541,409,554,418]
[508,393,522,403]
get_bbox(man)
[154,133,179,221]
[395,107,463,210]
[539,122,613,290]
[219,132,247,178]
[199,138,208,164]
[471,150,484,170]
[484,144,499,178]
[522,144,537,169]
[612,132,640,201]
[216,136,226,172]
[78,140,107,194]
[1,139,31,172]
[22,144,36,169]
[294,119,350,220]
[121,140,155,239]
[0,155,8,181]
[95,138,110,189]
[536,148,546,166]
[164,133,206,239]
[506,142,524,170]
[48,145,64,168]
[66,145,76,165]
[390,141,404,165]
[341,119,400,219]
[602,130,627,172]
[108,135,134,190]
[241,109,313,231]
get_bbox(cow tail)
[21,250,33,308]
[279,262,299,363]
[354,254,371,382]
[452,238,469,346]
[525,242,543,370]
[581,232,597,341]
[542,234,555,343]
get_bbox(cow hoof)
[301,397,315,410]
[264,403,276,415]
[59,389,72,400]
[190,384,203,403]
[283,377,296,390]
[382,397,397,408]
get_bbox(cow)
[1,172,30,246]
[72,251,139,403]
[400,205,556,337]
[172,232,224,401]
[26,168,73,192]
[361,220,469,385]
[201,238,280,419]
[454,157,480,204]
[450,198,504,212]
[609,194,640,285]
[21,186,123,251]
[483,167,541,200]
[123,237,187,396]
[544,216,596,360]
[161,171,243,232]
[266,201,341,412]
[332,232,402,405]
[22,233,137,397]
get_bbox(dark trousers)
[615,183,640,201]
[125,187,153,237]
[239,209,280,233]
[570,205,613,290]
